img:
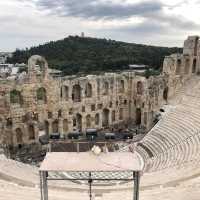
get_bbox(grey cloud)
[33,0,199,32]
[2,0,200,51]
[101,20,166,37]
[100,12,200,38]
[143,11,200,30]
[34,0,163,20]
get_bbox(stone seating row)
[135,78,200,172]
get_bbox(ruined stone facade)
[0,36,198,149]
[163,36,199,76]
[162,36,200,97]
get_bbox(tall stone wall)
[0,55,168,148]
[162,35,200,98]
[163,35,200,76]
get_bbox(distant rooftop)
[129,64,149,69]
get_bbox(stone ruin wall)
[0,59,168,149]
[0,36,198,151]
[163,35,200,97]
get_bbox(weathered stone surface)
[0,36,198,151]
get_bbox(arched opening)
[72,84,81,102]
[33,113,38,121]
[76,114,82,131]
[136,108,141,125]
[176,59,181,74]
[35,59,47,78]
[6,118,12,128]
[192,59,197,73]
[52,120,59,133]
[37,87,47,103]
[16,128,23,144]
[63,119,68,133]
[103,82,109,95]
[102,108,109,127]
[91,104,95,111]
[86,115,91,128]
[95,113,100,125]
[61,86,69,101]
[28,55,48,79]
[194,37,199,56]
[48,112,53,119]
[137,81,143,95]
[73,118,76,127]
[112,110,115,122]
[0,118,2,129]
[44,121,49,135]
[184,58,190,74]
[119,108,124,120]
[119,80,125,93]
[58,109,62,118]
[85,83,92,97]
[163,87,168,101]
[28,124,35,140]
[124,100,127,105]
[10,90,23,105]
[144,112,147,125]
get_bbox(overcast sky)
[1,0,200,52]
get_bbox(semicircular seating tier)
[136,76,200,172]
[1,76,200,200]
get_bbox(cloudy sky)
[1,0,200,51]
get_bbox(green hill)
[8,36,182,75]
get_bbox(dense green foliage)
[8,36,182,75]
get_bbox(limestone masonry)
[0,36,198,151]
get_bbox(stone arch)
[86,114,92,128]
[176,59,181,74]
[10,89,23,105]
[63,119,68,133]
[184,58,190,74]
[52,120,59,133]
[16,128,23,144]
[119,108,124,120]
[137,81,143,95]
[136,108,141,125]
[28,55,48,79]
[192,59,197,73]
[163,87,168,101]
[44,121,49,135]
[72,84,81,102]
[37,87,47,103]
[61,85,69,101]
[95,113,100,125]
[85,83,92,97]
[102,108,109,127]
[119,80,125,93]
[28,124,35,140]
[103,81,109,95]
